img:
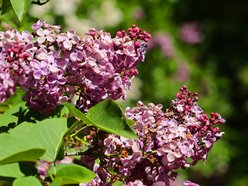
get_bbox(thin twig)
[32,0,50,5]
[65,151,85,156]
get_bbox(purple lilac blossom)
[81,86,225,185]
[180,22,203,44]
[148,32,174,58]
[0,60,14,102]
[0,21,150,114]
[183,180,200,186]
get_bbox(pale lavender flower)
[184,180,200,186]
[148,32,174,58]
[180,22,203,44]
[0,59,14,102]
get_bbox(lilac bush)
[0,20,225,186]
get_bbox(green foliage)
[0,163,25,178]
[86,99,137,139]
[9,118,68,162]
[63,103,91,124]
[51,164,95,186]
[13,176,42,186]
[0,134,45,165]
[0,88,25,113]
[10,0,32,21]
[0,97,137,184]
[64,100,137,139]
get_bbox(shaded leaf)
[86,99,137,139]
[0,0,12,15]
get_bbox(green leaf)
[0,163,24,178]
[0,0,12,15]
[0,103,29,134]
[9,118,68,161]
[0,102,27,129]
[113,180,125,186]
[51,164,95,186]
[0,134,45,165]
[0,0,3,8]
[86,99,137,139]
[13,176,42,186]
[10,0,32,21]
[62,103,91,124]
[0,87,25,113]
[0,112,17,127]
[3,102,26,115]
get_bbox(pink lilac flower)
[180,22,204,44]
[148,32,174,58]
[0,20,150,114]
[82,86,224,185]
[0,29,34,102]
[175,61,189,83]
[184,180,200,186]
[0,58,14,102]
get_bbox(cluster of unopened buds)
[0,20,150,114]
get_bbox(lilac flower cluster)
[0,20,150,114]
[148,32,174,58]
[180,22,203,44]
[82,86,225,185]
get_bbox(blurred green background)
[1,0,248,185]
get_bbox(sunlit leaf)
[51,164,95,186]
[0,134,45,165]
[13,176,42,186]
[0,163,24,178]
[9,118,68,162]
[0,87,25,113]
[86,99,137,139]
[10,0,32,21]
[62,103,91,124]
